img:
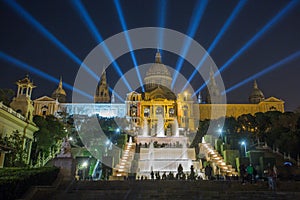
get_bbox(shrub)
[0,167,59,200]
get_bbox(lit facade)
[32,52,284,124]
[199,97,285,120]
[0,76,39,167]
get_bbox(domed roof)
[52,87,66,96]
[146,51,171,77]
[51,77,66,102]
[144,51,172,90]
[146,63,171,77]
[249,80,264,104]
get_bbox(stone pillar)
[53,157,76,180]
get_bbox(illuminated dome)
[144,51,172,91]
[249,80,265,104]
[52,77,67,103]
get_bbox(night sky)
[0,0,299,111]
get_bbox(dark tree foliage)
[32,115,66,160]
[193,111,300,160]
[0,88,14,106]
[0,131,27,167]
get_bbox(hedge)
[0,167,59,200]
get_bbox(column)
[17,86,20,97]
[27,139,33,165]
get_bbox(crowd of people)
[239,163,278,190]
[135,163,278,190]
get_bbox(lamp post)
[218,128,223,140]
[241,141,247,157]
[82,161,88,180]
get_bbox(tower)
[94,70,110,103]
[206,68,221,104]
[249,80,265,104]
[51,77,67,103]
[197,92,202,104]
[10,75,36,122]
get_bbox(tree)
[0,131,27,167]
[32,115,66,164]
[0,88,14,106]
[224,117,238,134]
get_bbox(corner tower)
[10,75,36,122]
[206,68,221,104]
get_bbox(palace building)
[32,51,284,129]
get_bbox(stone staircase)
[200,140,238,177]
[44,180,300,200]
[111,141,136,179]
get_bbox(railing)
[0,101,27,121]
[258,143,298,165]
[33,147,61,168]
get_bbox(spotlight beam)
[223,50,300,94]
[71,0,133,91]
[171,0,208,89]
[0,51,92,100]
[182,0,247,93]
[157,0,168,50]
[2,0,99,82]
[218,0,299,74]
[113,0,144,92]
[194,0,299,96]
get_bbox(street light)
[241,141,247,157]
[82,161,88,180]
[218,128,222,134]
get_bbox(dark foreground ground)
[20,178,300,200]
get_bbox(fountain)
[149,142,154,171]
[173,118,179,137]
[129,136,132,143]
[136,116,198,177]
[156,114,165,137]
[143,118,149,137]
[182,141,188,159]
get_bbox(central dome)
[144,51,172,91]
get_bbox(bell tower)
[206,67,221,104]
[94,70,110,103]
[10,75,36,122]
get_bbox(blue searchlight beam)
[194,0,299,97]
[171,0,208,89]
[223,50,300,94]
[2,0,99,82]
[157,0,168,51]
[182,0,247,93]
[114,0,144,92]
[0,51,93,100]
[71,0,133,92]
